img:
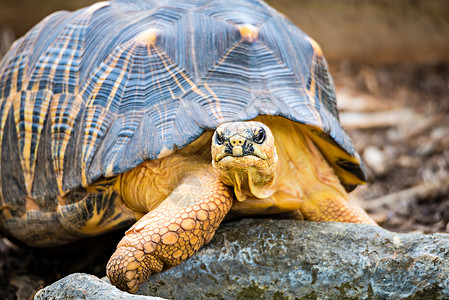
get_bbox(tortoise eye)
[215,133,224,145]
[253,128,266,144]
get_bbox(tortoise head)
[211,121,278,201]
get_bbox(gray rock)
[137,219,449,299]
[34,273,164,300]
[34,220,449,300]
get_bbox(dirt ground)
[0,61,448,299]
[333,62,449,234]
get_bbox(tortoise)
[0,0,376,293]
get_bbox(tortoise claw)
[107,246,163,293]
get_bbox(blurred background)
[2,0,449,64]
[0,0,448,298]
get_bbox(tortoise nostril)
[231,137,244,146]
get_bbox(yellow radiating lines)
[81,190,136,235]
[8,18,75,196]
[306,57,316,106]
[0,93,15,203]
[62,22,88,95]
[203,83,224,122]
[14,91,52,195]
[153,44,210,100]
[100,44,136,176]
[305,36,325,125]
[17,14,81,196]
[51,94,84,195]
[306,37,323,57]
[0,24,39,201]
[105,44,135,113]
[77,26,246,186]
[23,23,77,196]
[0,7,90,200]
[62,44,77,95]
[60,1,109,95]
[200,40,244,122]
[304,56,322,126]
[0,56,19,204]
[32,20,78,92]
[80,41,133,186]
[153,42,227,123]
[155,39,248,124]
[153,46,186,99]
[51,8,103,195]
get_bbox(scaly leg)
[295,134,377,225]
[296,135,376,225]
[106,168,233,293]
[260,116,376,226]
[298,190,376,225]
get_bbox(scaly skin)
[298,190,375,224]
[107,119,375,293]
[106,168,233,293]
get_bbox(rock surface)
[138,219,449,299]
[34,273,164,300]
[35,219,449,299]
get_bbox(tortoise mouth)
[213,154,272,173]
[215,153,264,163]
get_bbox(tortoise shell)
[0,0,365,235]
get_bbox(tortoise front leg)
[106,169,233,293]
